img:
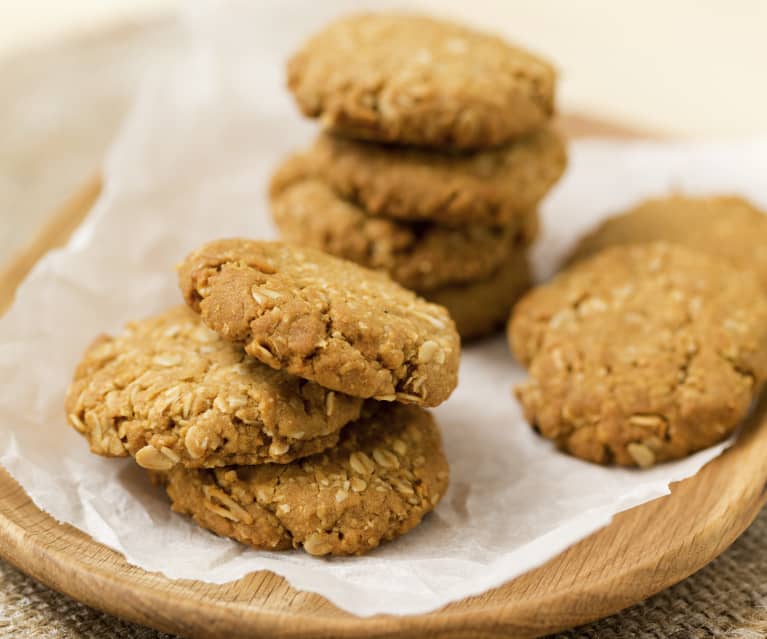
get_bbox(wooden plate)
[1,117,766,639]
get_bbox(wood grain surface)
[2,117,765,639]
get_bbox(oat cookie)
[509,243,767,467]
[65,306,363,469]
[567,195,767,289]
[154,402,449,556]
[287,13,556,148]
[271,129,566,227]
[426,250,531,340]
[178,239,460,406]
[270,177,537,291]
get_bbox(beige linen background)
[2,0,766,137]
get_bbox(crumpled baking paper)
[2,0,767,617]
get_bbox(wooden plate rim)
[2,117,766,638]
[2,422,765,638]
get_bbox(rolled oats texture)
[270,176,538,292]
[287,12,556,148]
[178,239,460,406]
[65,306,363,468]
[270,128,566,227]
[155,402,449,556]
[510,242,767,466]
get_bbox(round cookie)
[270,128,566,227]
[270,177,537,292]
[65,306,363,469]
[566,195,767,289]
[509,242,767,467]
[154,402,449,556]
[178,239,460,406]
[287,13,556,149]
[425,250,531,341]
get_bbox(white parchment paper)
[2,0,767,617]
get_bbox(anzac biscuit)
[178,239,460,406]
[271,129,565,227]
[65,306,363,469]
[155,402,449,556]
[287,13,556,148]
[567,195,767,289]
[509,243,767,466]
[270,177,537,291]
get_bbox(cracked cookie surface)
[65,306,363,469]
[154,402,449,556]
[270,177,537,292]
[426,249,531,340]
[566,195,767,289]
[287,13,556,149]
[271,129,565,227]
[508,242,767,466]
[178,239,460,406]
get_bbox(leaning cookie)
[425,250,531,341]
[153,402,449,556]
[565,195,767,290]
[65,306,363,469]
[287,13,556,148]
[509,242,767,467]
[270,177,537,291]
[178,239,460,406]
[271,129,565,227]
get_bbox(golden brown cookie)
[566,195,767,289]
[178,240,460,406]
[154,402,449,556]
[426,250,531,341]
[270,177,537,292]
[65,306,363,469]
[270,129,566,227]
[287,13,556,148]
[509,242,767,467]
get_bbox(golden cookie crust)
[178,240,460,406]
[270,177,537,292]
[65,306,363,470]
[155,402,449,556]
[270,129,566,227]
[426,250,531,341]
[566,195,767,289]
[508,243,767,467]
[287,13,556,149]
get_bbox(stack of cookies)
[269,13,567,340]
[508,195,767,468]
[66,239,460,556]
